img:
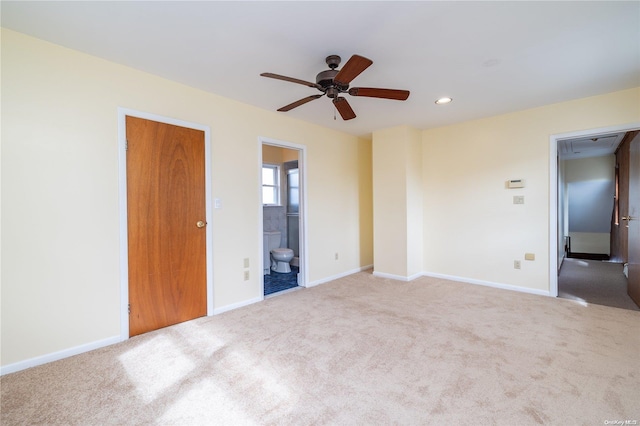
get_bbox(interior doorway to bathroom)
[260,138,307,297]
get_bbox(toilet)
[263,231,294,274]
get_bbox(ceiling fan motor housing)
[316,69,348,94]
[317,54,348,94]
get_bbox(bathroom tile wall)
[263,206,287,247]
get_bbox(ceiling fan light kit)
[261,54,410,121]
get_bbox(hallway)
[558,258,639,311]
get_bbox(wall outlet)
[335,252,339,260]
[513,195,525,205]
[244,270,250,281]
[514,260,521,269]
[243,258,250,268]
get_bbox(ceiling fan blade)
[261,73,320,89]
[333,55,373,86]
[333,97,356,120]
[348,87,410,101]
[277,95,323,112]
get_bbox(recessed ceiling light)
[435,97,452,105]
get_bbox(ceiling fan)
[261,54,410,121]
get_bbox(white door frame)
[549,121,640,297]
[259,137,309,292]
[117,107,214,341]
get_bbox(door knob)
[196,220,207,228]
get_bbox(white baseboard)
[2,294,264,375]
[421,271,550,297]
[372,270,423,282]
[2,265,373,374]
[307,264,373,287]
[212,295,263,315]
[0,335,122,376]
[4,267,545,376]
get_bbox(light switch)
[214,198,222,209]
[513,196,524,205]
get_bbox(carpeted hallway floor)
[2,271,639,425]
[559,258,640,311]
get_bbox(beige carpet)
[559,258,640,311]
[2,271,639,425]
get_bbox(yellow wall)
[372,126,422,278]
[406,127,423,277]
[1,29,373,367]
[422,87,640,292]
[3,26,638,370]
[262,145,285,164]
[372,127,409,276]
[262,144,300,164]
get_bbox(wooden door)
[126,116,207,336]
[610,132,633,262]
[627,132,640,307]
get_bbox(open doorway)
[260,138,307,297]
[550,124,640,311]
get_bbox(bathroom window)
[262,164,280,205]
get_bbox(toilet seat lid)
[271,248,293,254]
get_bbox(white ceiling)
[2,1,639,137]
